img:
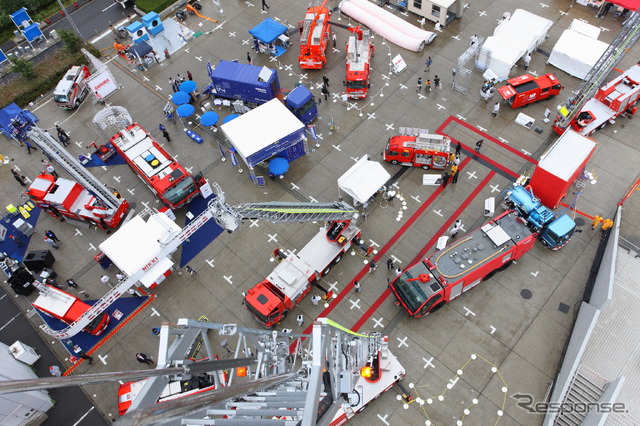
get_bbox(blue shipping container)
[208,60,280,105]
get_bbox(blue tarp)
[249,18,287,44]
[0,103,38,140]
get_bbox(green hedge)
[136,0,178,14]
[0,48,89,108]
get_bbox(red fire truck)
[53,66,91,110]
[553,64,640,136]
[109,123,205,209]
[244,219,370,327]
[344,27,374,99]
[298,0,331,69]
[497,73,562,108]
[383,128,451,170]
[32,285,110,336]
[26,174,129,228]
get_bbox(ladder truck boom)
[40,183,360,339]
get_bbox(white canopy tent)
[548,20,609,80]
[338,156,390,205]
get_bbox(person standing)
[434,75,441,91]
[368,259,377,273]
[470,34,478,45]
[24,140,37,154]
[56,125,69,141]
[261,0,269,11]
[49,365,63,377]
[94,91,105,105]
[424,56,432,72]
[44,236,59,249]
[296,314,304,327]
[451,164,459,184]
[311,294,321,306]
[185,265,197,278]
[187,70,193,80]
[66,279,79,289]
[425,80,431,93]
[441,172,451,188]
[419,17,426,29]
[354,281,361,293]
[416,77,422,92]
[475,139,484,152]
[177,74,186,83]
[45,230,60,242]
[332,32,337,48]
[386,258,395,270]
[169,77,177,92]
[322,75,330,87]
[523,53,531,71]
[455,142,462,156]
[492,102,500,117]
[45,164,58,178]
[247,52,252,65]
[11,169,26,186]
[434,22,442,32]
[321,85,330,101]
[449,220,463,239]
[162,128,171,142]
[136,353,153,365]
[100,275,110,286]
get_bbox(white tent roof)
[338,156,390,204]
[548,25,609,80]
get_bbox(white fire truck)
[244,219,371,328]
[53,66,91,110]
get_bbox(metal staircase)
[555,365,608,426]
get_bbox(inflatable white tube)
[339,0,435,52]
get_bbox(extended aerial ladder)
[38,183,360,339]
[554,10,640,132]
[0,318,409,426]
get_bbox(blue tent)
[249,18,287,44]
[0,103,38,140]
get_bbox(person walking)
[78,351,93,364]
[100,275,110,286]
[424,56,432,72]
[470,34,478,46]
[261,0,269,11]
[523,53,531,71]
[419,17,426,29]
[177,74,186,83]
[24,140,37,154]
[434,75,441,91]
[492,102,500,117]
[455,141,462,156]
[321,85,330,101]
[247,52,252,65]
[311,294,321,306]
[136,353,153,365]
[46,164,58,178]
[368,259,377,273]
[187,70,193,80]
[56,125,69,141]
[169,77,178,92]
[449,219,463,239]
[45,230,60,242]
[416,77,422,92]
[332,32,337,48]
[66,279,79,289]
[116,272,126,281]
[425,80,431,93]
[354,281,361,293]
[185,265,197,278]
[386,258,395,270]
[11,169,26,186]
[322,75,330,87]
[162,128,171,143]
[441,172,451,188]
[44,236,59,249]
[451,164,459,184]
[296,314,304,327]
[49,365,63,377]
[475,139,484,152]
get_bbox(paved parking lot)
[3,0,640,423]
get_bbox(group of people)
[168,71,194,92]
[440,142,462,188]
[416,75,441,93]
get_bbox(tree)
[10,56,35,79]
[58,28,83,52]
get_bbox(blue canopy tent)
[128,41,155,70]
[248,18,289,57]
[0,103,38,142]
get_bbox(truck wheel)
[322,265,331,276]
[483,270,497,281]
[598,122,607,130]
[498,260,513,271]
[333,253,343,264]
[391,160,399,165]
[430,302,445,313]
[421,164,430,170]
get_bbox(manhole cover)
[520,289,532,299]
[558,303,570,314]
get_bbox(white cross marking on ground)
[242,39,249,45]
[478,10,487,16]
[151,308,161,317]
[142,76,150,82]
[466,170,478,180]
[499,137,509,144]
[397,336,409,348]
[89,243,96,251]
[385,123,395,131]
[141,201,149,209]
[377,414,390,426]
[185,166,193,174]
[531,70,538,76]
[490,326,496,334]
[411,195,421,203]
[184,48,190,53]
[309,196,318,203]
[452,35,461,40]
[113,175,121,182]
[101,165,108,172]
[437,103,446,110]
[522,149,532,156]
[540,3,549,8]
[284,65,293,73]
[560,10,568,16]
[328,281,339,292]
[449,376,459,388]
[75,229,83,236]
[195,56,203,62]
[390,255,401,264]
[315,82,323,89]
[249,219,260,228]
[351,156,360,163]
[332,144,342,151]
[490,184,501,193]
[228,32,236,38]
[316,132,323,140]
[332,48,340,53]
[382,74,390,81]
[423,356,435,369]
[367,112,376,120]
[368,239,380,248]
[456,114,466,120]
[399,83,408,90]
[349,299,361,310]
[291,183,300,190]
[418,93,427,100]
[299,72,308,80]
[98,354,108,365]
[477,125,487,132]
[127,188,135,195]
[155,85,163,91]
[433,209,443,217]
[463,306,476,317]
[205,258,215,268]
[372,317,384,328]
[392,182,400,189]
[531,271,539,277]
[224,275,233,284]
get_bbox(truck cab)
[284,85,318,124]
[497,73,562,109]
[53,66,91,110]
[383,130,451,170]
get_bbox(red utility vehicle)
[298,0,331,69]
[497,73,562,108]
[383,128,451,170]
[344,27,374,99]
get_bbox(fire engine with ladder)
[298,0,332,69]
[552,11,640,135]
[244,215,372,328]
[343,26,374,99]
[0,317,410,425]
[383,127,452,170]
[389,180,576,318]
